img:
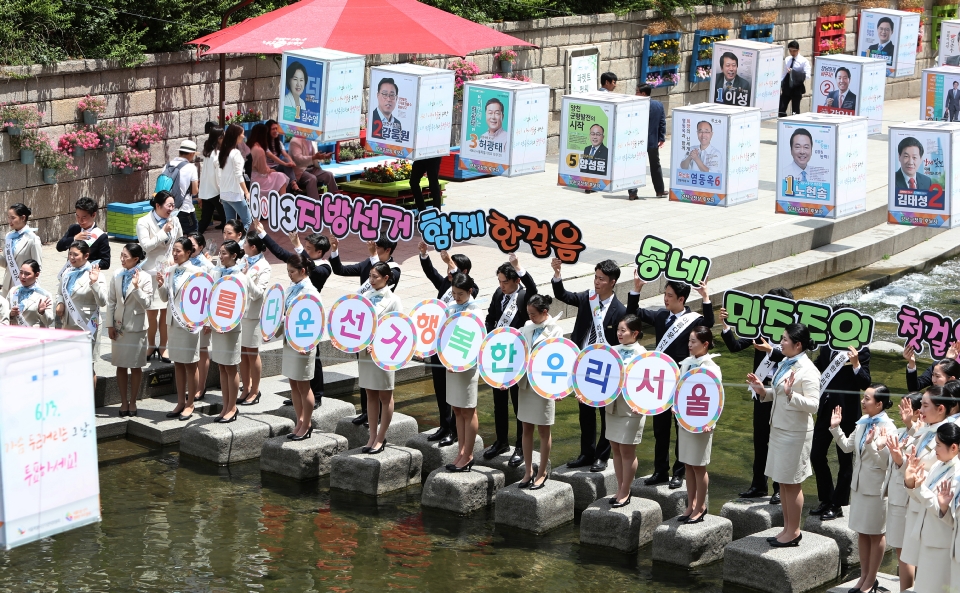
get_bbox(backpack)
[154,160,190,208]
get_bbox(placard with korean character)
[888,122,960,228]
[527,337,580,400]
[206,276,247,333]
[896,304,960,358]
[367,67,417,154]
[409,299,446,357]
[259,284,285,342]
[327,294,377,353]
[674,367,724,433]
[508,82,551,176]
[478,327,528,390]
[284,293,326,355]
[940,20,960,67]
[370,312,418,371]
[623,351,680,415]
[437,311,487,372]
[572,344,625,407]
[177,272,215,329]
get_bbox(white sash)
[357,261,400,294]
[60,271,98,339]
[440,286,454,305]
[656,311,700,352]
[495,291,520,329]
[820,351,851,392]
[14,290,32,328]
[4,233,22,289]
[587,289,607,346]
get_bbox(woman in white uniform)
[443,273,481,473]
[187,234,215,400]
[8,259,54,328]
[136,191,182,362]
[106,244,153,417]
[747,323,821,548]
[880,392,922,592]
[239,234,271,406]
[2,203,42,299]
[828,384,896,593]
[606,314,646,507]
[209,241,247,423]
[222,220,246,250]
[55,240,106,388]
[157,237,201,421]
[281,253,321,441]
[359,262,402,454]
[517,294,563,490]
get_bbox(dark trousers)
[778,81,804,117]
[411,157,443,211]
[310,345,324,402]
[648,145,665,195]
[579,402,610,461]
[197,196,225,233]
[493,385,521,448]
[178,210,198,236]
[811,393,859,506]
[653,409,684,476]
[751,399,779,493]
[429,354,454,433]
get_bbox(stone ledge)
[719,497,784,540]
[722,528,841,593]
[421,466,504,515]
[260,432,348,480]
[652,514,733,568]
[579,495,662,552]
[494,480,575,534]
[550,463,618,511]
[329,445,422,496]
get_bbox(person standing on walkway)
[217,124,254,230]
[136,191,181,363]
[197,126,224,234]
[882,392,922,592]
[779,40,810,117]
[56,196,110,269]
[106,244,152,418]
[410,157,443,215]
[633,84,667,200]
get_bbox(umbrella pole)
[219,0,258,125]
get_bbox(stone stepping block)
[720,497,784,540]
[125,396,217,445]
[334,412,419,450]
[329,445,422,496]
[404,430,484,477]
[494,480,575,534]
[96,414,128,440]
[421,466,505,515]
[803,506,859,566]
[826,572,900,593]
[652,514,733,568]
[630,477,708,520]
[722,528,841,593]
[475,448,550,486]
[269,397,356,432]
[180,413,294,465]
[260,432,349,480]
[550,463,618,512]
[579,495,663,552]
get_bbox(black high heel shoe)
[769,533,802,548]
[129,409,137,417]
[367,441,387,454]
[529,475,549,490]
[239,391,262,406]
[290,427,313,441]
[448,460,474,473]
[684,510,707,524]
[612,495,632,508]
[222,410,239,423]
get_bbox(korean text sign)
[635,235,711,286]
[896,304,960,358]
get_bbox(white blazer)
[242,257,272,320]
[518,317,565,392]
[10,286,54,328]
[0,294,8,325]
[364,286,402,318]
[158,262,200,327]
[909,458,959,550]
[760,353,821,432]
[1,230,43,297]
[55,268,107,330]
[905,421,949,516]
[136,213,183,274]
[107,269,154,333]
[883,426,916,507]
[941,476,960,561]
[831,413,897,496]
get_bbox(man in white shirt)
[599,72,617,92]
[680,121,722,173]
[778,40,811,117]
[166,140,200,234]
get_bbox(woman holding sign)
[137,190,182,363]
[360,262,403,454]
[882,392,922,592]
[2,203,42,299]
[187,234,215,400]
[239,235,271,406]
[746,323,821,547]
[444,273,482,472]
[210,241,247,422]
[157,237,202,421]
[677,327,722,523]
[517,295,564,489]
[55,240,107,386]
[106,244,153,417]
[8,260,53,328]
[606,314,647,506]
[281,253,321,440]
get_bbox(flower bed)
[690,29,728,83]
[814,15,846,56]
[640,32,682,89]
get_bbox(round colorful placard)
[409,298,446,357]
[477,327,528,390]
[327,293,377,354]
[572,343,625,408]
[527,337,580,401]
[284,293,325,355]
[370,312,418,371]
[436,311,486,372]
[177,272,215,329]
[207,275,247,333]
[622,351,680,415]
[674,366,724,434]
[259,283,285,342]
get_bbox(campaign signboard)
[940,19,960,66]
[921,66,960,122]
[858,8,921,78]
[776,113,868,219]
[888,121,960,228]
[459,79,550,177]
[367,64,455,159]
[278,49,365,141]
[710,40,783,119]
[812,55,886,134]
[669,103,761,207]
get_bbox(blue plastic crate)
[107,201,152,215]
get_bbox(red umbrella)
[189,0,535,57]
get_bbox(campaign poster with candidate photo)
[858,9,919,77]
[367,68,416,150]
[922,67,960,122]
[887,125,955,227]
[813,60,861,116]
[558,98,614,190]
[461,85,512,168]
[671,111,728,195]
[711,46,754,107]
[940,20,960,67]
[281,55,324,129]
[777,122,835,210]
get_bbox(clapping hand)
[885,433,904,467]
[899,396,914,425]
[89,264,100,283]
[948,341,960,360]
[38,297,50,314]
[829,405,842,429]
[937,479,955,515]
[865,427,877,446]
[746,373,765,397]
[783,371,796,398]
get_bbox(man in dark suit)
[56,196,111,270]
[630,272,714,489]
[894,136,933,192]
[551,258,627,472]
[867,17,895,63]
[810,340,872,520]
[714,51,751,106]
[633,84,667,199]
[482,254,538,466]
[329,235,401,425]
[418,239,475,447]
[371,78,402,141]
[946,81,960,121]
[720,287,793,503]
[579,123,608,175]
[825,67,857,111]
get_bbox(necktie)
[909,178,916,190]
[590,146,596,157]
[665,314,677,329]
[587,301,605,345]
[501,294,510,311]
[801,170,807,182]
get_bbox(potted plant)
[495,49,518,74]
[112,146,138,174]
[127,122,165,150]
[447,58,480,101]
[77,95,106,126]
[96,121,125,151]
[36,143,75,184]
[0,103,43,136]
[57,128,101,159]
[13,129,47,165]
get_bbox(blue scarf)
[930,460,956,488]
[9,227,33,251]
[189,256,204,267]
[120,264,143,296]
[773,354,802,386]
[218,264,241,277]
[285,281,305,310]
[245,253,263,270]
[65,263,91,294]
[917,425,940,454]
[857,412,888,450]
[16,284,41,306]
[153,211,168,227]
[532,325,545,343]
[172,266,190,294]
[448,300,473,315]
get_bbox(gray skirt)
[240,317,262,349]
[605,399,644,445]
[358,349,394,390]
[446,367,479,409]
[211,328,241,366]
[886,501,908,548]
[282,341,315,382]
[849,490,886,535]
[198,329,211,349]
[168,323,201,364]
[111,329,148,369]
[765,427,813,485]
[517,383,554,426]
[678,428,712,466]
